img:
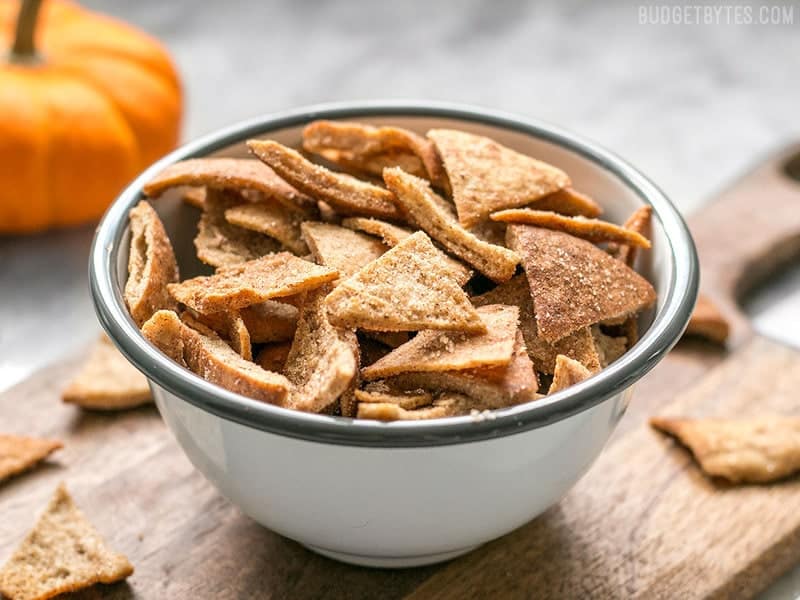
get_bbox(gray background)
[1,1,799,596]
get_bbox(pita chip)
[248,140,402,220]
[182,310,252,361]
[471,275,601,374]
[386,329,539,408]
[548,354,592,394]
[62,335,152,410]
[194,188,282,267]
[357,394,474,421]
[238,300,299,343]
[224,202,308,255]
[302,120,447,188]
[142,310,291,405]
[283,286,359,413]
[427,128,569,227]
[683,294,730,344]
[324,231,485,333]
[383,167,519,283]
[361,304,519,380]
[591,326,628,367]
[0,484,133,600]
[354,386,434,410]
[507,225,656,343]
[491,209,651,248]
[650,416,800,484]
[531,187,603,218]
[143,157,315,214]
[124,201,179,326]
[0,435,62,484]
[168,252,338,313]
[608,205,653,267]
[342,217,472,285]
[301,222,387,280]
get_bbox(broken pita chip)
[531,187,603,218]
[491,209,651,248]
[548,354,592,394]
[354,387,434,410]
[283,286,359,413]
[471,275,601,374]
[0,484,133,600]
[386,329,539,408]
[168,252,338,314]
[142,310,291,405]
[591,326,628,367]
[427,128,570,227]
[143,157,315,214]
[181,186,206,209]
[650,416,800,484]
[62,335,152,410]
[507,225,656,343]
[124,201,179,326]
[254,342,292,373]
[608,205,653,267]
[195,188,283,267]
[0,435,62,484]
[224,202,309,255]
[383,167,519,283]
[683,294,730,344]
[341,217,472,285]
[302,120,447,188]
[324,231,485,333]
[301,222,387,281]
[361,304,519,380]
[248,140,402,220]
[341,217,413,246]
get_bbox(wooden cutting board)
[2,144,800,599]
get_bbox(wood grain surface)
[1,145,799,599]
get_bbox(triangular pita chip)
[471,275,601,374]
[168,252,338,313]
[301,222,387,280]
[386,329,540,408]
[507,225,656,343]
[683,294,730,345]
[224,202,308,255]
[548,354,592,394]
[427,128,570,227]
[0,435,62,483]
[324,231,485,333]
[531,187,603,218]
[248,140,402,220]
[142,310,291,405]
[0,484,133,600]
[143,157,315,214]
[608,205,653,267]
[361,304,519,380]
[194,188,282,267]
[302,120,447,188]
[124,201,179,327]
[650,416,800,484]
[62,335,152,410]
[491,209,651,248]
[383,167,518,283]
[342,217,472,285]
[283,286,359,413]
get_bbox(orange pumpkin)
[0,0,182,233]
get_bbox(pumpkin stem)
[10,0,44,62]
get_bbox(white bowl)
[90,101,698,567]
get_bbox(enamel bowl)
[90,101,698,568]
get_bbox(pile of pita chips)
[0,484,133,599]
[126,121,659,420]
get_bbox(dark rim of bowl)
[90,100,698,448]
